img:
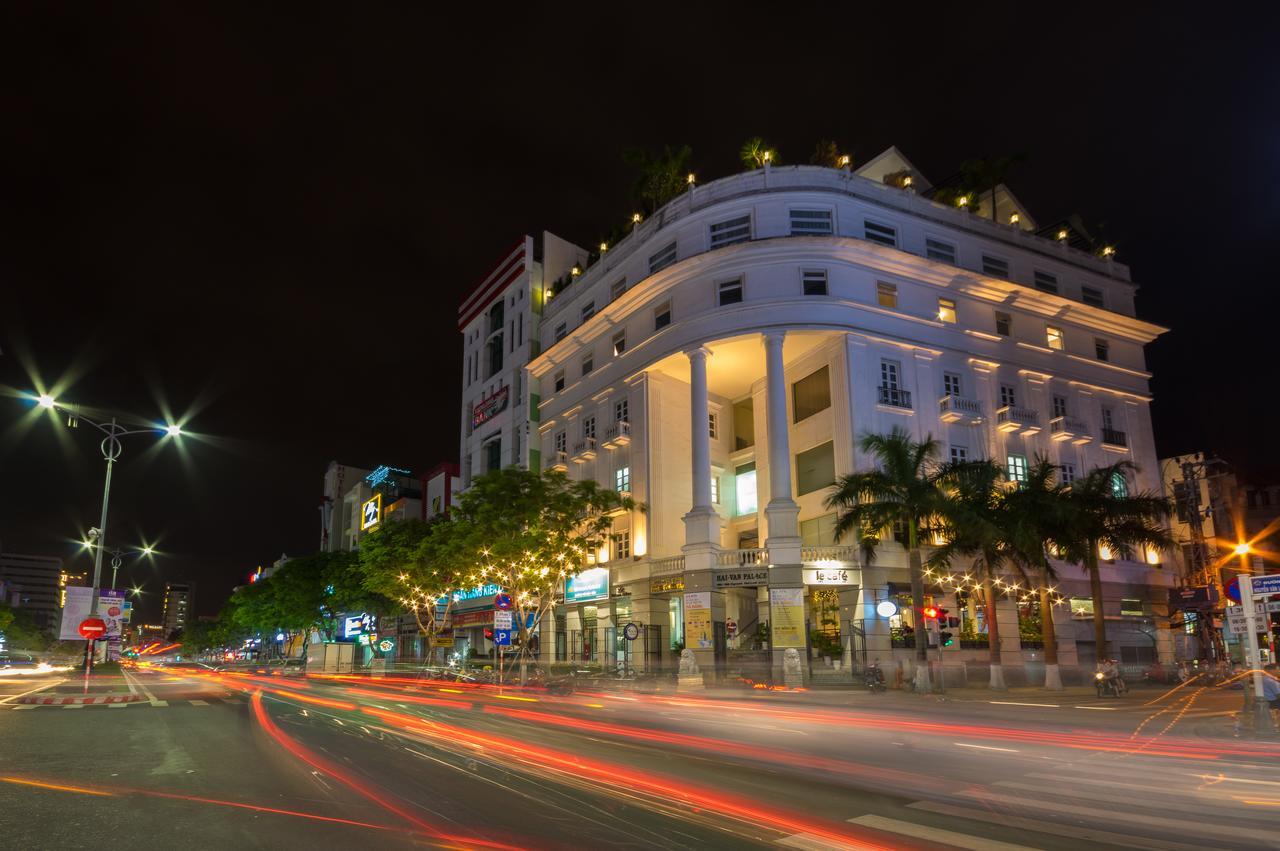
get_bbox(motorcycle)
[864,664,887,693]
[1095,670,1127,697]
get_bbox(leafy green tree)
[1057,461,1172,661]
[451,468,635,681]
[826,428,949,692]
[809,140,845,168]
[739,136,778,170]
[0,603,46,651]
[623,144,694,214]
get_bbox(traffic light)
[922,606,940,620]
[483,627,494,641]
[936,609,954,647]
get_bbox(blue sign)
[494,593,513,610]
[1250,575,1280,596]
[1226,576,1241,603]
[494,629,512,646]
[366,465,411,487]
[565,567,609,603]
[342,613,375,640]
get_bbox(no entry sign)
[78,617,107,639]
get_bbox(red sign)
[452,609,494,627]
[472,386,510,428]
[78,617,107,639]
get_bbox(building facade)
[496,150,1172,681]
[0,552,64,634]
[161,581,193,636]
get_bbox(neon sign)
[366,465,411,488]
[361,494,382,531]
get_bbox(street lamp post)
[1233,543,1274,735]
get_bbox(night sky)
[3,5,1277,621]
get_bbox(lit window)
[790,209,833,236]
[995,311,1012,336]
[1046,325,1064,350]
[1006,454,1029,485]
[735,462,757,515]
[654,302,672,330]
[1095,338,1110,361]
[792,366,831,422]
[718,279,743,306]
[710,475,720,504]
[877,281,897,308]
[612,331,626,356]
[615,530,631,559]
[863,220,897,248]
[582,416,596,439]
[802,269,828,295]
[938,297,957,323]
[1070,597,1094,618]
[554,431,566,453]
[925,238,957,265]
[1121,599,1144,616]
[1111,471,1129,498]
[615,466,631,492]
[614,398,628,424]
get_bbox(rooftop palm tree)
[1058,461,1173,662]
[740,136,778,170]
[929,459,1012,690]
[623,144,694,214]
[827,428,947,693]
[959,154,1027,221]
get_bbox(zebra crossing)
[5,695,246,710]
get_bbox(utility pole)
[1175,456,1228,662]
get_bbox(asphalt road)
[0,667,1276,850]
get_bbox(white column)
[764,331,794,505]
[689,347,713,511]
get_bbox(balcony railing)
[1101,428,1128,448]
[996,405,1041,435]
[1050,415,1093,444]
[801,545,859,565]
[938,395,982,424]
[601,420,631,447]
[650,555,685,576]
[571,437,598,461]
[716,548,769,567]
[877,386,912,409]
[548,450,568,471]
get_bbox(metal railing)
[571,437,598,459]
[602,421,631,445]
[938,395,982,420]
[1102,428,1128,447]
[877,386,912,409]
[1050,415,1091,437]
[716,548,769,566]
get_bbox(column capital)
[762,330,786,349]
[684,345,714,362]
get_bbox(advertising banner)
[566,567,609,603]
[684,592,713,649]
[98,590,126,638]
[770,588,806,648]
[59,586,94,640]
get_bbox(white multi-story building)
[469,149,1176,681]
[161,581,193,637]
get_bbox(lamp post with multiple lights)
[32,393,182,662]
[79,534,157,594]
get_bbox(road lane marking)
[62,704,85,709]
[1073,705,1119,710]
[108,703,128,708]
[775,832,863,850]
[988,701,1059,708]
[1190,774,1280,788]
[123,669,166,706]
[848,814,1035,851]
[954,743,1018,753]
[189,700,209,706]
[13,704,35,710]
[0,679,65,704]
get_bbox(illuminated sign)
[803,566,852,585]
[441,583,502,605]
[566,567,610,603]
[342,613,375,639]
[361,494,382,531]
[366,465,411,488]
[472,386,510,428]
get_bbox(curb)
[17,694,146,705]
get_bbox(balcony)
[572,437,597,461]
[877,386,912,410]
[601,420,631,448]
[548,450,568,472]
[801,545,859,565]
[650,555,685,576]
[1050,415,1094,444]
[996,405,1041,435]
[716,548,769,567]
[1102,428,1128,449]
[938,395,983,425]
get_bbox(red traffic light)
[922,606,940,619]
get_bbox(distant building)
[0,552,64,634]
[161,582,194,636]
[423,463,460,520]
[59,569,89,609]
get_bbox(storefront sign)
[472,386,510,428]
[361,494,382,531]
[445,583,502,604]
[434,635,454,647]
[650,577,684,594]
[1168,585,1217,610]
[452,609,494,627]
[684,592,713,650]
[342,612,375,639]
[566,567,610,603]
[803,567,852,586]
[770,588,805,648]
[714,569,769,589]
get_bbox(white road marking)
[123,669,166,706]
[13,704,36,710]
[108,703,128,708]
[988,701,1059,708]
[1073,705,1119,710]
[848,814,1035,851]
[1190,773,1280,788]
[954,742,1019,753]
[62,704,85,709]
[0,679,65,704]
[189,699,209,706]
[775,833,862,850]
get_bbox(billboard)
[59,586,94,640]
[361,493,382,531]
[565,568,609,603]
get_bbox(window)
[796,441,836,495]
[937,297,957,323]
[925,238,957,265]
[790,209,833,236]
[982,255,1009,278]
[582,416,596,439]
[800,513,838,547]
[615,466,631,493]
[863,220,897,247]
[610,280,627,301]
[1033,270,1059,294]
[950,444,968,464]
[1006,454,1029,485]
[802,269,828,295]
[612,331,626,356]
[735,462,757,515]
[485,439,502,473]
[1069,597,1094,619]
[1052,394,1068,418]
[880,359,901,390]
[615,530,631,560]
[649,242,677,274]
[1000,384,1016,408]
[486,335,503,377]
[614,398,629,424]
[1060,463,1077,486]
[554,431,567,453]
[792,366,831,422]
[1121,599,1144,616]
[581,301,595,323]
[555,323,567,342]
[1095,338,1110,361]
[943,372,962,397]
[718,279,744,306]
[1111,471,1129,498]
[1046,325,1064,350]
[1081,286,1105,308]
[553,371,565,393]
[709,214,752,249]
[708,412,718,440]
[877,281,898,308]
[710,474,720,504]
[654,302,672,330]
[995,311,1012,336]
[582,355,594,377]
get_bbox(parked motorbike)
[864,664,887,693]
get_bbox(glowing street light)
[1233,542,1252,556]
[164,424,182,437]
[37,393,56,409]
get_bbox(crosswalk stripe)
[992,779,1253,819]
[847,815,1034,850]
[775,833,862,850]
[955,788,1277,844]
[1022,771,1269,802]
[189,700,209,706]
[907,801,1220,851]
[108,703,128,708]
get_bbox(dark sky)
[2,5,1277,620]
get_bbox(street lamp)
[78,541,159,597]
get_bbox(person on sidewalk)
[1262,664,1280,713]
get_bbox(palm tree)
[1058,461,1173,662]
[1003,459,1072,690]
[826,428,948,693]
[809,140,843,168]
[623,145,694,214]
[739,136,778,170]
[929,459,1011,690]
[958,154,1027,221]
